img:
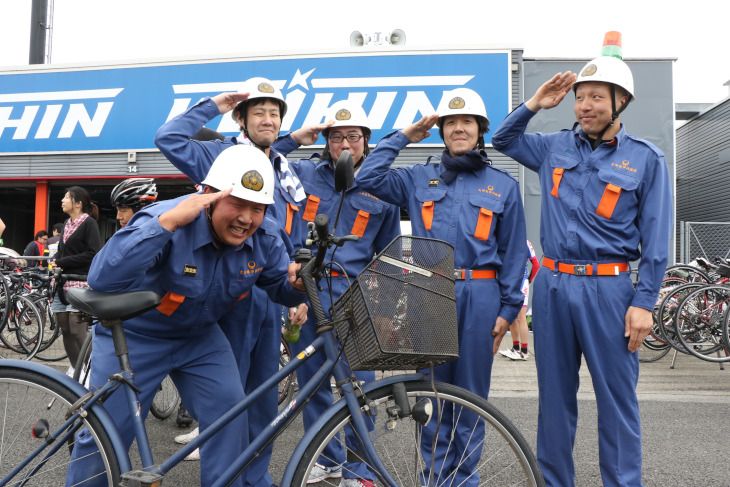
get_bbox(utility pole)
[29,0,52,64]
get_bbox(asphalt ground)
[44,332,730,486]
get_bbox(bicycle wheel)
[31,295,68,361]
[0,367,121,485]
[292,380,544,487]
[638,324,671,363]
[674,284,730,362]
[4,295,44,360]
[279,338,296,405]
[655,281,704,353]
[150,375,181,420]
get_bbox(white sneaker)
[502,349,520,360]
[340,479,376,487]
[183,448,200,461]
[175,427,199,445]
[307,463,342,484]
[498,349,514,358]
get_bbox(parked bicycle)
[0,153,543,487]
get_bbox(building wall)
[675,97,730,261]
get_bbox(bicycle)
[70,286,182,421]
[0,154,543,487]
[0,269,44,360]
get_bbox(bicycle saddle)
[66,288,161,321]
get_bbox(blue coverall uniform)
[492,103,672,487]
[155,97,305,487]
[357,130,526,487]
[274,136,401,480]
[65,196,305,487]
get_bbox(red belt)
[542,257,629,276]
[454,269,496,280]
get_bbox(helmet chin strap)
[205,202,225,246]
[591,84,630,150]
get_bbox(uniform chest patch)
[429,179,440,187]
[183,265,197,277]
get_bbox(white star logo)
[288,68,315,90]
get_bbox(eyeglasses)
[328,134,364,143]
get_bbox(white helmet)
[231,77,288,121]
[574,56,635,100]
[436,88,489,126]
[201,145,274,205]
[323,100,372,137]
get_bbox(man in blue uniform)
[272,100,400,487]
[155,78,328,484]
[492,50,672,486]
[65,145,307,487]
[357,88,526,487]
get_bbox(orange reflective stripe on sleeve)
[302,195,320,222]
[596,183,622,219]
[235,291,249,303]
[157,292,185,317]
[422,201,434,230]
[285,202,299,235]
[351,210,370,238]
[551,168,565,198]
[474,208,493,241]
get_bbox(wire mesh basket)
[332,236,458,371]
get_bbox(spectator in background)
[45,223,64,259]
[51,186,102,376]
[23,230,48,267]
[0,217,6,246]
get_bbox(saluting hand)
[525,72,577,112]
[158,188,232,232]
[290,121,335,146]
[401,114,439,144]
[211,92,251,114]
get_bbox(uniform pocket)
[595,169,640,220]
[415,187,448,231]
[468,194,504,242]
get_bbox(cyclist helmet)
[110,178,158,209]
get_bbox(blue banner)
[0,51,510,153]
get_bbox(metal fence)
[679,222,730,263]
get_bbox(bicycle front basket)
[332,236,458,371]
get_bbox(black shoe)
[176,404,194,428]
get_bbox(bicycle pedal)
[121,470,164,487]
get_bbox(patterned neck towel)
[238,136,306,202]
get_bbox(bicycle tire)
[0,367,121,486]
[278,338,296,406]
[291,380,544,487]
[664,264,713,283]
[73,330,94,386]
[5,295,44,360]
[0,275,9,331]
[150,375,181,420]
[673,284,730,362]
[30,295,68,361]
